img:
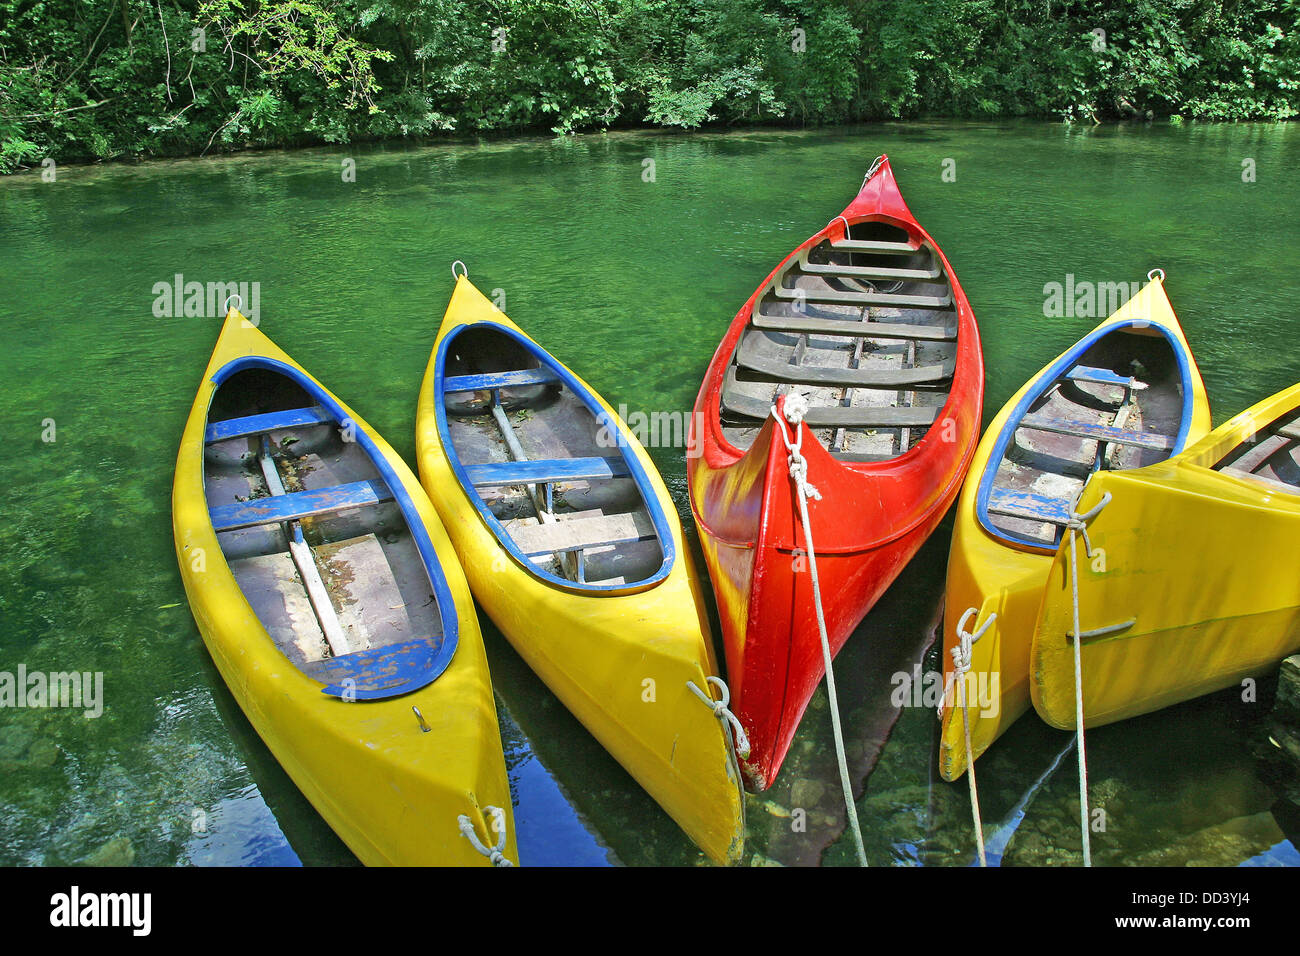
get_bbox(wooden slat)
[987,488,1073,526]
[510,510,656,556]
[210,479,394,532]
[256,441,352,656]
[797,251,940,282]
[1065,366,1147,390]
[1219,465,1300,495]
[721,371,939,428]
[770,284,952,309]
[1274,421,1300,442]
[751,312,956,341]
[443,367,561,393]
[465,456,631,486]
[736,336,954,388]
[829,238,919,255]
[206,406,332,444]
[1018,414,1174,451]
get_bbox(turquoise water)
[2,120,1299,866]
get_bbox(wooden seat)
[1065,366,1147,390]
[1018,414,1174,451]
[510,510,656,557]
[1274,421,1300,442]
[797,251,941,282]
[987,488,1073,526]
[828,238,919,255]
[721,371,939,428]
[750,312,956,342]
[443,367,561,392]
[769,283,952,309]
[736,335,954,389]
[464,456,631,487]
[210,479,395,533]
[205,406,332,444]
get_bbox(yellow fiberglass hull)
[938,276,1211,781]
[1032,384,1300,728]
[173,309,516,866]
[416,275,745,865]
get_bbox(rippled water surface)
[3,121,1299,866]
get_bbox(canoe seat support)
[987,488,1073,526]
[209,479,395,533]
[1018,414,1174,452]
[205,406,333,444]
[465,456,631,487]
[443,368,561,393]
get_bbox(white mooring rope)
[770,393,869,867]
[458,806,513,866]
[688,675,751,759]
[950,606,997,866]
[1065,490,1111,868]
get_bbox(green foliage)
[2,0,1298,171]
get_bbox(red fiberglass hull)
[687,157,984,791]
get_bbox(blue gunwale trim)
[433,321,675,593]
[208,356,460,698]
[975,319,1196,551]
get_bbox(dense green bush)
[2,0,1297,172]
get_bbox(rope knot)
[782,392,810,426]
[688,676,751,759]
[458,806,513,867]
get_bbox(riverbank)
[4,0,1297,173]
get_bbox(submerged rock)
[0,723,34,760]
[25,738,59,768]
[80,836,135,867]
[790,778,826,808]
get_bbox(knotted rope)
[1065,490,1111,867]
[458,806,513,867]
[687,675,751,760]
[948,607,997,866]
[770,393,868,867]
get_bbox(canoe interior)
[204,366,448,695]
[720,219,957,462]
[1213,406,1300,494]
[440,325,666,588]
[984,326,1188,548]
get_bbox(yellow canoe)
[173,307,516,866]
[415,273,746,865]
[938,275,1211,780]
[1032,383,1300,728]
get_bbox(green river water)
[2,121,1299,867]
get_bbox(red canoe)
[687,156,984,791]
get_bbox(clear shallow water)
[2,120,1299,866]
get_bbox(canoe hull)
[690,157,983,791]
[174,311,516,866]
[1031,385,1300,728]
[938,277,1211,780]
[416,277,745,864]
